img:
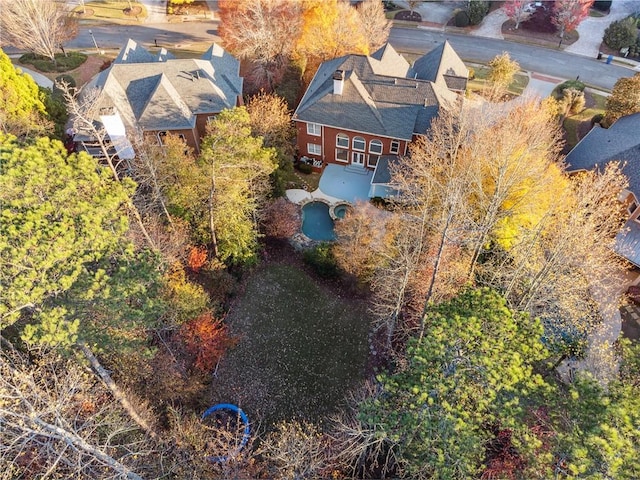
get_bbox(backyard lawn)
[209,264,370,425]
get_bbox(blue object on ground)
[202,404,251,463]
[606,55,613,64]
[302,202,336,241]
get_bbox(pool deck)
[286,164,373,205]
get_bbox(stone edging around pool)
[288,196,353,249]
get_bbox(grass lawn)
[467,66,529,96]
[563,92,607,149]
[72,1,147,23]
[19,52,87,73]
[210,264,370,425]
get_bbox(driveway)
[394,1,466,24]
[565,0,639,57]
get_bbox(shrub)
[19,52,87,73]
[603,17,638,51]
[454,10,470,27]
[179,312,237,374]
[303,243,339,278]
[467,0,489,25]
[593,0,612,12]
[262,197,300,238]
[591,113,604,125]
[297,162,313,174]
[187,246,208,272]
[557,79,586,94]
[560,88,585,116]
[467,66,475,80]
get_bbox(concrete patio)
[317,164,373,203]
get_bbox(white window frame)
[369,139,383,155]
[352,136,365,151]
[307,123,321,136]
[352,151,365,166]
[390,140,400,154]
[368,154,380,168]
[335,148,349,163]
[336,133,349,148]
[307,143,321,155]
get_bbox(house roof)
[565,113,640,197]
[566,112,640,266]
[93,39,242,132]
[409,40,469,91]
[293,42,463,140]
[371,155,400,185]
[616,219,640,267]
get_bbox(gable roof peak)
[114,39,156,64]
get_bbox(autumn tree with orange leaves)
[179,312,236,373]
[218,0,385,89]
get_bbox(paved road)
[390,27,635,91]
[61,22,636,91]
[66,22,220,51]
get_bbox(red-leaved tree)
[179,312,236,373]
[553,0,594,46]
[503,0,532,29]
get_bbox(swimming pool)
[301,201,336,241]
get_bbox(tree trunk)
[79,343,158,440]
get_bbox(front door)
[352,152,365,167]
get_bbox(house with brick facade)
[292,41,467,195]
[75,39,243,159]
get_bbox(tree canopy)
[604,72,640,126]
[197,107,277,264]
[0,48,49,137]
[0,134,164,349]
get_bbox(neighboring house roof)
[565,113,640,197]
[410,40,469,92]
[565,112,640,266]
[293,42,463,141]
[92,39,243,133]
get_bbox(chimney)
[333,70,345,95]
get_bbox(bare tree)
[0,0,77,64]
[0,346,149,479]
[258,420,328,479]
[356,0,392,51]
[60,82,158,251]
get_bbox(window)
[336,133,349,148]
[307,143,321,155]
[158,131,186,145]
[629,201,638,215]
[307,123,321,136]
[390,140,400,154]
[353,136,365,151]
[336,148,349,162]
[368,155,380,168]
[369,139,383,155]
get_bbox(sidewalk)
[10,61,54,89]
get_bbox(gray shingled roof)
[294,42,462,140]
[616,219,640,267]
[92,39,242,132]
[410,40,468,91]
[565,113,640,197]
[371,155,399,184]
[566,112,640,266]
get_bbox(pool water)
[302,202,336,241]
[333,204,349,219]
